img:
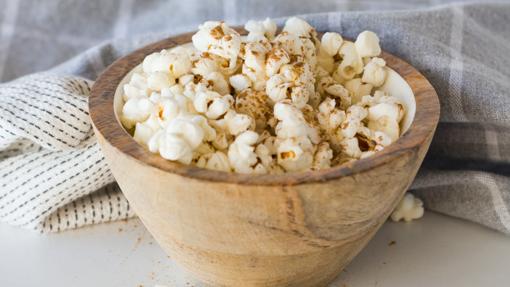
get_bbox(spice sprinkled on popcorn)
[120,17,405,174]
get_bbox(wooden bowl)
[89,28,440,287]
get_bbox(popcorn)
[368,102,402,123]
[316,48,335,73]
[276,62,315,108]
[191,115,217,142]
[300,38,318,70]
[362,57,387,87]
[313,142,333,170]
[143,49,192,77]
[274,101,320,144]
[245,18,277,41]
[317,98,346,132]
[373,131,392,147]
[147,115,210,164]
[120,18,406,174]
[368,115,400,142]
[336,41,363,81]
[211,130,230,150]
[340,137,362,158]
[193,91,229,119]
[192,55,220,77]
[235,89,272,131]
[224,110,254,136]
[339,105,368,139]
[277,136,314,172]
[242,41,271,91]
[182,76,209,100]
[390,193,424,222]
[255,141,275,169]
[148,131,194,164]
[155,98,181,122]
[266,47,290,78]
[123,73,149,100]
[344,78,373,104]
[354,129,377,152]
[205,71,230,95]
[273,32,304,57]
[228,131,259,173]
[289,86,310,109]
[121,97,155,129]
[192,21,242,69]
[161,89,195,116]
[229,74,252,92]
[366,100,403,142]
[196,151,231,172]
[133,114,162,145]
[354,31,381,58]
[320,32,343,57]
[318,76,351,110]
[282,17,316,39]
[266,74,292,103]
[147,72,175,91]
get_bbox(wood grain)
[89,28,440,287]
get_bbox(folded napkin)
[1,3,509,233]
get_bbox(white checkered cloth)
[1,1,509,233]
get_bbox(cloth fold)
[0,74,133,231]
[1,2,509,233]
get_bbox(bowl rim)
[89,28,440,186]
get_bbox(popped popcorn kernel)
[391,193,424,222]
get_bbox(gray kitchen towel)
[1,1,510,233]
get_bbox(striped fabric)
[0,74,133,232]
[0,1,509,234]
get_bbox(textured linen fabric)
[1,1,510,233]
[0,74,133,231]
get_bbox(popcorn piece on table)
[391,193,424,222]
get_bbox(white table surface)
[1,212,510,287]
